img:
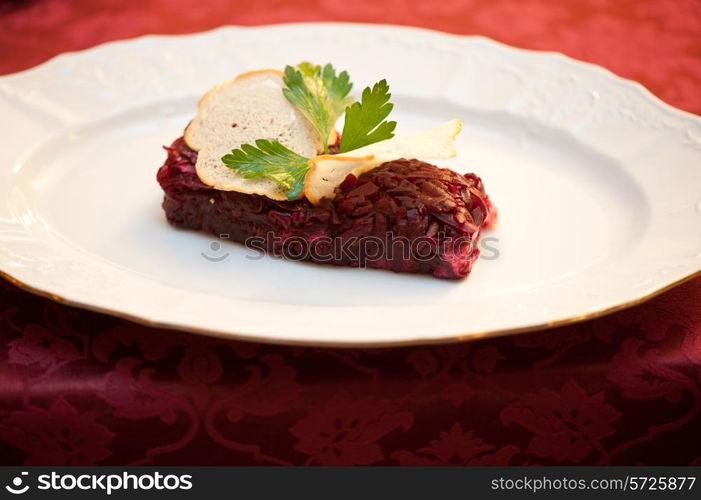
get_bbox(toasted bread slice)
[304,119,463,204]
[186,70,323,200]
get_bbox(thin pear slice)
[304,119,462,205]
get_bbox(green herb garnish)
[221,139,310,200]
[283,62,353,154]
[339,79,396,153]
[222,62,399,199]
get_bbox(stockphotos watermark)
[201,232,500,264]
[4,467,698,499]
[3,470,192,495]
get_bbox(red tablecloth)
[1,0,700,466]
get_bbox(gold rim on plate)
[2,268,700,348]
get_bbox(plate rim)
[2,267,700,348]
[6,21,701,124]
[1,22,701,347]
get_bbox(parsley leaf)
[339,79,397,153]
[283,62,353,153]
[221,139,310,200]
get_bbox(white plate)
[1,23,701,346]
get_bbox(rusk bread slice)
[303,119,463,205]
[185,70,323,200]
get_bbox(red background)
[1,0,701,465]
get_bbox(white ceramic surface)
[1,23,700,346]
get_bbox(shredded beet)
[157,137,495,279]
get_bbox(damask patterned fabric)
[1,0,700,466]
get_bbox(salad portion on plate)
[157,62,495,279]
